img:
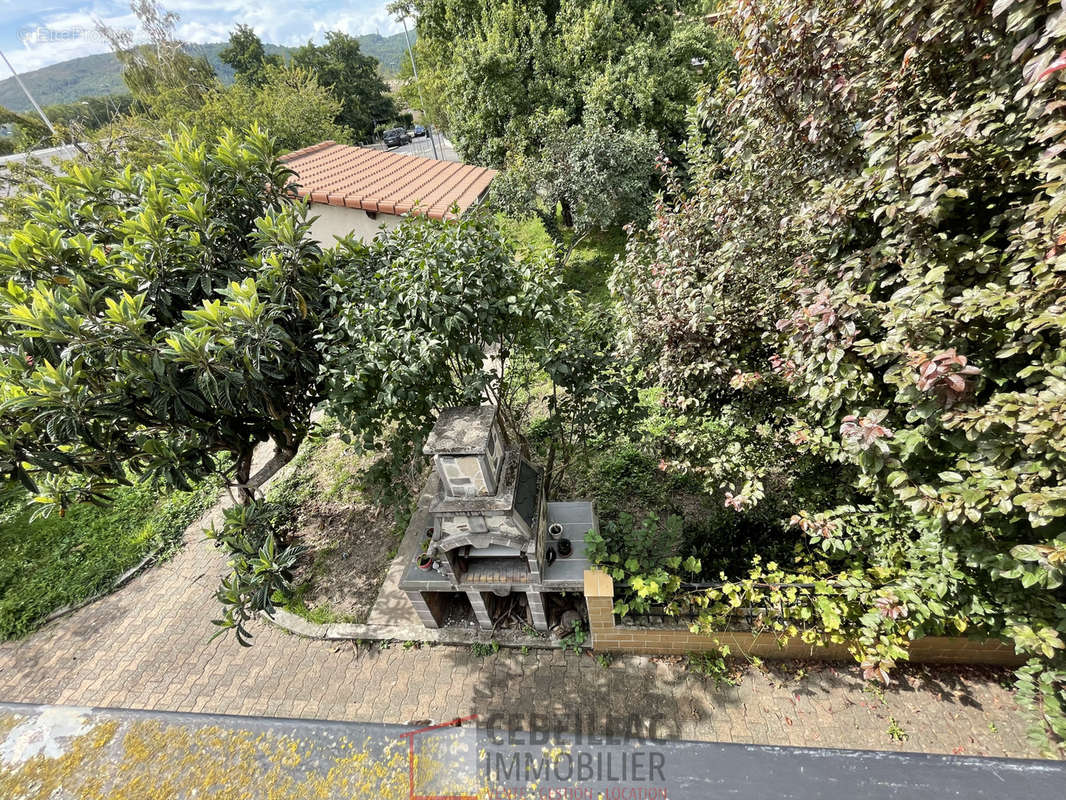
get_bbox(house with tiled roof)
[281,141,497,245]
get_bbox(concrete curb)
[39,548,165,626]
[264,606,578,650]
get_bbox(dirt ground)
[284,437,408,624]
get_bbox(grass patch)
[283,593,358,625]
[0,478,219,639]
[563,228,626,306]
[494,213,625,307]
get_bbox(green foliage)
[685,649,737,687]
[195,65,353,152]
[99,0,219,117]
[886,717,908,743]
[321,211,561,467]
[586,511,699,616]
[0,106,49,143]
[492,122,659,239]
[292,32,398,141]
[41,94,135,134]
[0,34,411,114]
[1016,658,1066,757]
[471,640,500,657]
[404,0,733,166]
[536,305,641,495]
[0,476,218,639]
[590,512,685,581]
[206,499,307,646]
[560,620,587,653]
[352,32,418,76]
[220,25,283,87]
[87,9,398,161]
[612,0,1066,751]
[0,126,327,511]
[0,54,133,111]
[561,228,627,305]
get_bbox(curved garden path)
[0,459,1043,759]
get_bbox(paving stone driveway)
[0,497,1043,760]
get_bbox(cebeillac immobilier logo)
[401,713,670,800]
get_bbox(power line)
[399,14,438,160]
[0,47,89,158]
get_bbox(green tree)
[401,0,732,166]
[492,120,659,243]
[0,106,50,140]
[0,126,329,644]
[196,64,352,152]
[292,32,398,140]
[220,25,283,87]
[322,211,637,496]
[0,126,326,510]
[41,94,135,132]
[322,212,555,461]
[96,0,218,117]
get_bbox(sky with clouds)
[0,1,404,73]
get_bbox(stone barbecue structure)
[399,405,595,632]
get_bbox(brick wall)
[582,570,1024,665]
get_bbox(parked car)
[413,124,427,138]
[384,127,411,148]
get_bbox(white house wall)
[305,203,403,246]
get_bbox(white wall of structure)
[305,203,404,246]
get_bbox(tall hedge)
[615,0,1066,752]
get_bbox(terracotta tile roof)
[281,141,497,221]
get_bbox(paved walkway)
[0,478,1044,760]
[366,473,437,628]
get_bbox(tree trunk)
[543,438,557,502]
[561,197,574,229]
[234,448,255,506]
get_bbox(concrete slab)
[542,500,596,589]
[365,472,439,627]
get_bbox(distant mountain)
[0,32,413,112]
[352,33,413,75]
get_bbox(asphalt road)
[368,131,460,162]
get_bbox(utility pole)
[0,47,89,158]
[400,15,439,160]
[0,47,56,137]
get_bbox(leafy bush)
[0,126,327,510]
[686,649,738,687]
[612,0,1066,753]
[492,122,659,239]
[471,640,500,657]
[206,499,307,646]
[321,211,560,468]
